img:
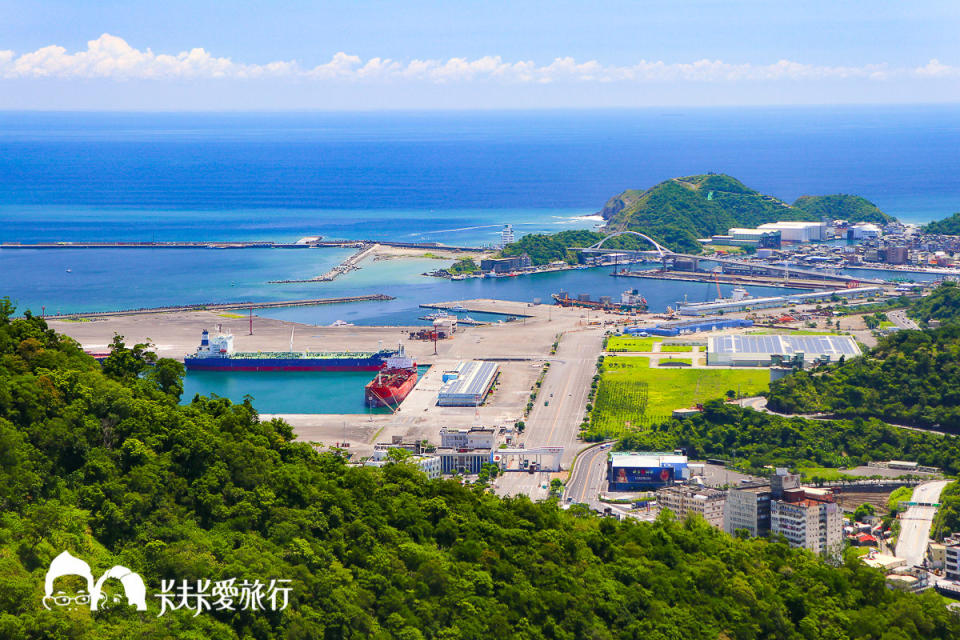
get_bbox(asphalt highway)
[496,328,604,500]
[895,480,950,567]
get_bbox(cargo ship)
[552,289,647,312]
[364,345,418,408]
[184,330,395,371]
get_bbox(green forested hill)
[766,323,960,432]
[924,212,960,235]
[599,174,893,253]
[1,301,958,639]
[792,194,893,224]
[910,281,960,326]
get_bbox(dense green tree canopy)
[909,282,960,326]
[618,400,960,475]
[0,301,958,638]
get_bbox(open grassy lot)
[586,356,769,439]
[606,336,658,352]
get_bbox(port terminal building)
[607,451,689,491]
[707,334,860,368]
[437,361,500,406]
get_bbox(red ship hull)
[365,367,418,408]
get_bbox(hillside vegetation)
[910,281,960,326]
[923,212,960,235]
[599,174,893,253]
[2,301,959,638]
[792,194,893,224]
[766,323,960,432]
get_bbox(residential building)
[656,484,726,528]
[500,224,515,248]
[364,454,442,480]
[724,482,772,537]
[770,488,843,559]
[946,539,960,581]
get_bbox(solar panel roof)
[711,335,860,357]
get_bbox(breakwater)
[1,239,485,252]
[43,294,395,319]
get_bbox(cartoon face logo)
[43,551,147,611]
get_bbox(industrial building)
[439,426,495,449]
[607,451,689,491]
[710,228,782,249]
[626,317,753,337]
[437,361,500,406]
[707,334,861,368]
[757,221,827,243]
[847,223,882,241]
[364,455,442,479]
[480,254,532,273]
[656,484,726,528]
[677,286,885,316]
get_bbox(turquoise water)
[181,365,431,414]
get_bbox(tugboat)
[364,345,418,408]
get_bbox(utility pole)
[249,308,253,335]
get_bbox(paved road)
[564,443,611,508]
[895,480,950,567]
[888,309,920,331]
[497,328,604,499]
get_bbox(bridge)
[578,231,881,286]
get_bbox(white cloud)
[0,34,956,84]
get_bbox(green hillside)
[793,194,893,224]
[599,174,894,253]
[924,212,960,235]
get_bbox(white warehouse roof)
[709,334,860,358]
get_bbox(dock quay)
[43,294,394,319]
[420,302,534,318]
[269,243,381,284]
[615,270,868,291]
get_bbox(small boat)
[449,304,468,312]
[329,320,354,327]
[66,269,72,273]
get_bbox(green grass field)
[606,336,658,352]
[794,466,856,482]
[587,356,769,439]
[660,345,695,353]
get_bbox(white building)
[439,426,495,450]
[500,224,515,248]
[770,488,843,559]
[849,223,882,240]
[757,221,826,243]
[656,484,726,528]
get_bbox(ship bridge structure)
[577,231,881,286]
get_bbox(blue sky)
[1,0,959,109]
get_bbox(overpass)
[578,231,882,286]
